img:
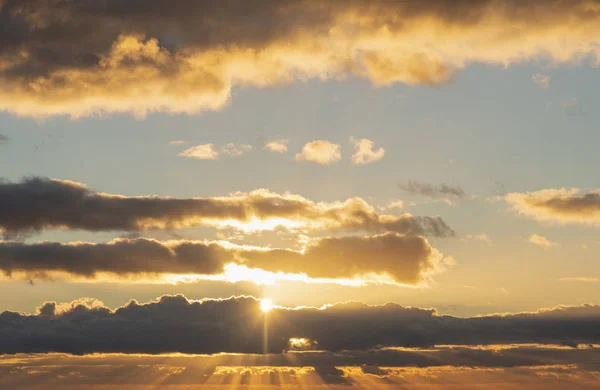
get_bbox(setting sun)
[260,298,274,313]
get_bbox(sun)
[260,298,274,313]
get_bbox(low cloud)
[0,177,454,238]
[349,137,385,165]
[400,180,467,199]
[1,1,600,117]
[264,139,289,153]
[0,233,449,284]
[528,234,559,249]
[1,295,599,354]
[295,140,341,165]
[505,188,600,226]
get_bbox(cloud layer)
[3,0,600,117]
[1,295,599,354]
[0,177,454,238]
[0,233,447,284]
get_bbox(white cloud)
[178,144,219,160]
[264,139,289,153]
[295,140,341,165]
[528,234,559,249]
[349,137,385,165]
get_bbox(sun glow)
[260,298,274,313]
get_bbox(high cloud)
[399,180,467,199]
[0,177,455,238]
[1,294,599,354]
[505,188,600,226]
[0,233,448,284]
[3,0,600,117]
[295,140,341,165]
[349,137,385,165]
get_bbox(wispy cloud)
[178,143,219,160]
[528,234,559,249]
[400,180,466,199]
[264,139,289,153]
[532,73,550,89]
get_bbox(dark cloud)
[0,177,454,238]
[1,294,599,355]
[0,347,599,388]
[399,180,467,198]
[0,233,448,284]
[0,0,599,116]
[0,133,7,143]
[505,188,600,226]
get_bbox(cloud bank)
[1,295,599,354]
[0,177,454,238]
[3,0,600,117]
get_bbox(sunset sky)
[1,1,600,389]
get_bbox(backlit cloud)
[3,0,600,117]
[1,294,599,354]
[349,137,385,165]
[505,188,600,226]
[0,177,454,238]
[295,140,341,165]
[0,233,449,285]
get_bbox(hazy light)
[260,298,274,313]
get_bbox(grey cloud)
[0,294,599,354]
[0,177,454,238]
[0,134,7,143]
[0,1,600,116]
[400,180,467,198]
[0,233,447,285]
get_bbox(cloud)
[505,188,600,226]
[169,140,186,145]
[0,233,449,285]
[399,180,467,199]
[178,143,219,160]
[0,134,8,143]
[349,137,385,165]
[562,98,585,116]
[464,233,492,245]
[528,234,559,248]
[532,73,550,89]
[295,140,341,165]
[1,1,600,117]
[0,177,454,238]
[221,143,252,157]
[264,139,289,153]
[559,277,599,283]
[1,295,599,354]
[384,200,404,210]
[1,347,599,388]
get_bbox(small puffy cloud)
[178,143,219,160]
[400,180,466,199]
[264,139,289,153]
[532,73,550,89]
[385,200,404,210]
[505,188,600,226]
[221,143,252,157]
[295,140,341,165]
[169,140,186,145]
[528,234,559,249]
[349,137,385,165]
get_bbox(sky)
[0,1,600,389]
